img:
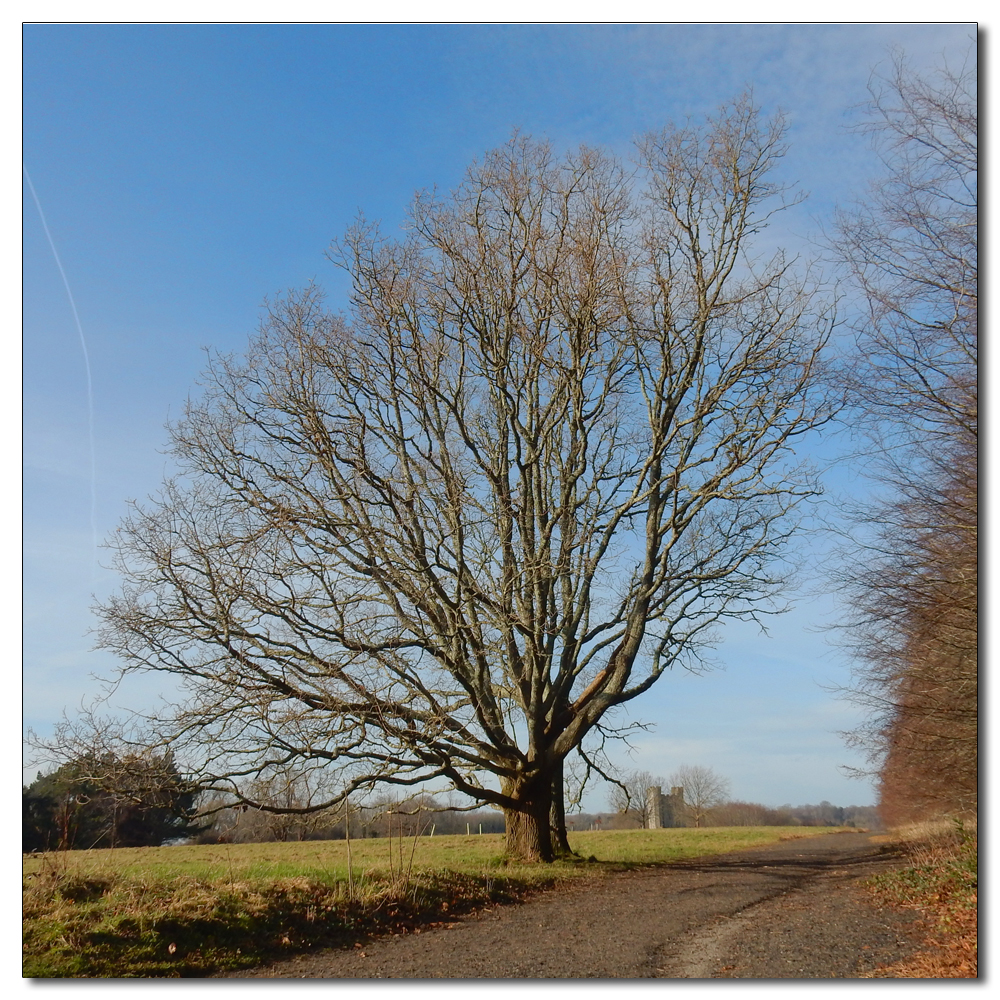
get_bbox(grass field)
[23,826,841,979]
[22,825,832,882]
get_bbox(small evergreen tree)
[22,753,200,851]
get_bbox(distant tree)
[23,786,50,853]
[668,764,730,827]
[707,800,794,827]
[792,800,845,826]
[218,767,339,842]
[23,765,106,852]
[842,804,881,829]
[22,752,199,851]
[607,769,667,828]
[193,785,507,843]
[704,800,880,828]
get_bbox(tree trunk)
[504,805,552,862]
[549,759,574,857]
[502,775,554,862]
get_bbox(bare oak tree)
[81,97,833,861]
[832,47,977,823]
[668,764,731,827]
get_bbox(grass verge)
[23,825,840,978]
[865,819,977,978]
[23,863,537,978]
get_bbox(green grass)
[23,826,841,978]
[565,826,831,864]
[22,826,834,881]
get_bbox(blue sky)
[22,23,977,810]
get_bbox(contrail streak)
[23,164,99,578]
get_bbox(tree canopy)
[54,97,834,861]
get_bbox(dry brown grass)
[864,819,977,978]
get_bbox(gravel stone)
[218,832,921,979]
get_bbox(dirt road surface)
[220,832,921,979]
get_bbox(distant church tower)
[645,785,685,828]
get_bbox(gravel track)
[219,832,921,979]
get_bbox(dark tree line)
[834,44,977,825]
[577,800,878,831]
[23,753,200,852]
